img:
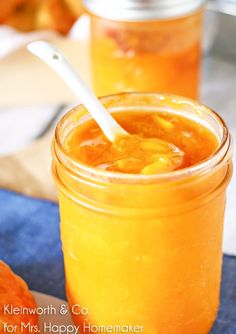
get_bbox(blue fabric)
[211,255,236,333]
[0,188,235,333]
[0,189,65,300]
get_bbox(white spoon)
[27,41,128,142]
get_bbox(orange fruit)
[0,261,39,334]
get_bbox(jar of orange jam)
[84,0,206,99]
[52,93,232,334]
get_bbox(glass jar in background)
[84,0,206,99]
[52,93,232,334]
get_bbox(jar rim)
[83,0,206,21]
[53,92,231,185]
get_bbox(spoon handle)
[27,41,127,142]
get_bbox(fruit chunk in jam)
[65,111,218,175]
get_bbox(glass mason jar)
[84,0,206,99]
[52,93,232,334]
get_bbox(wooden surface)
[0,37,91,107]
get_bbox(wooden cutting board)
[0,134,57,201]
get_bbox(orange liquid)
[90,12,202,99]
[55,109,230,334]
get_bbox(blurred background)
[0,0,235,254]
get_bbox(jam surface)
[65,111,218,174]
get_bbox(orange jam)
[65,112,218,174]
[53,94,232,334]
[89,11,202,99]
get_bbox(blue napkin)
[0,189,65,299]
[0,189,235,333]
